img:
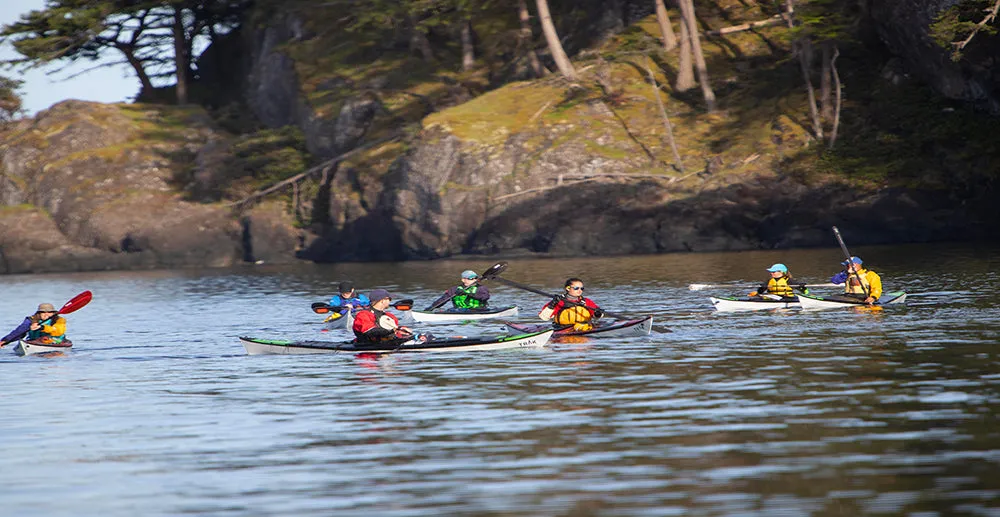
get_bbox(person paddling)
[426,270,490,311]
[748,263,805,298]
[353,289,418,344]
[328,281,370,317]
[841,256,882,304]
[538,278,604,332]
[0,303,67,348]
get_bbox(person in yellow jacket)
[842,256,882,304]
[748,263,804,298]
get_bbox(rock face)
[0,101,301,274]
[868,0,1000,114]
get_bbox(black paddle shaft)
[487,275,630,320]
[832,226,870,298]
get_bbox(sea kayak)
[504,316,654,339]
[410,305,519,323]
[14,339,73,356]
[239,329,553,355]
[710,295,799,311]
[323,310,354,329]
[797,291,907,310]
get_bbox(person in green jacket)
[425,270,491,310]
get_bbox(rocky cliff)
[0,101,300,274]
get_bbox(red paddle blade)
[58,291,92,314]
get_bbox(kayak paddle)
[480,262,635,321]
[58,291,93,314]
[832,226,871,300]
[311,299,414,314]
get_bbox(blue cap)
[368,289,391,302]
[461,270,479,279]
[841,256,862,266]
[766,263,788,273]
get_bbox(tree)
[675,2,694,92]
[0,76,23,124]
[654,0,677,51]
[1,0,249,105]
[677,0,715,110]
[535,0,576,79]
[516,0,546,77]
[930,0,1000,61]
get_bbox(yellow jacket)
[845,269,882,300]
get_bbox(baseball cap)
[368,289,391,302]
[840,256,863,266]
[766,263,788,273]
[338,281,354,293]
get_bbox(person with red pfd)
[538,278,604,332]
[352,289,416,344]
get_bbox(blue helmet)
[461,270,479,279]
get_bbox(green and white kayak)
[797,291,907,310]
[239,329,554,355]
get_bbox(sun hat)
[766,263,788,273]
[338,281,355,293]
[461,270,479,279]
[368,289,391,302]
[36,303,57,313]
[840,256,863,266]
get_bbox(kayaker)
[425,270,490,310]
[328,281,370,315]
[748,263,805,298]
[841,256,882,304]
[538,278,604,332]
[353,289,420,343]
[0,303,66,348]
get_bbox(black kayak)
[239,329,554,355]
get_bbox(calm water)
[1,243,998,516]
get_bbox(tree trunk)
[820,41,833,123]
[644,56,684,173]
[460,18,475,71]
[172,8,189,104]
[828,45,842,148]
[407,13,435,62]
[518,0,546,77]
[678,0,715,111]
[535,0,576,79]
[116,44,155,93]
[675,2,695,92]
[655,0,677,51]
[797,38,823,140]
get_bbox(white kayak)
[323,310,355,329]
[410,305,519,323]
[239,329,553,355]
[797,291,907,310]
[14,339,73,356]
[710,295,800,311]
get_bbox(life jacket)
[765,276,794,297]
[452,285,485,309]
[556,305,593,326]
[27,315,65,344]
[845,269,873,295]
[353,309,400,342]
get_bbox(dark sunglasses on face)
[568,286,584,291]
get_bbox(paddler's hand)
[593,308,604,318]
[864,296,875,304]
[546,295,562,309]
[0,341,6,348]
[748,291,758,297]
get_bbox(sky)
[1,0,137,115]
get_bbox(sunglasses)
[568,286,584,291]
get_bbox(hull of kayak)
[710,296,799,311]
[323,310,354,329]
[504,316,653,338]
[410,305,519,323]
[14,339,73,356]
[797,291,907,310]
[239,330,553,355]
